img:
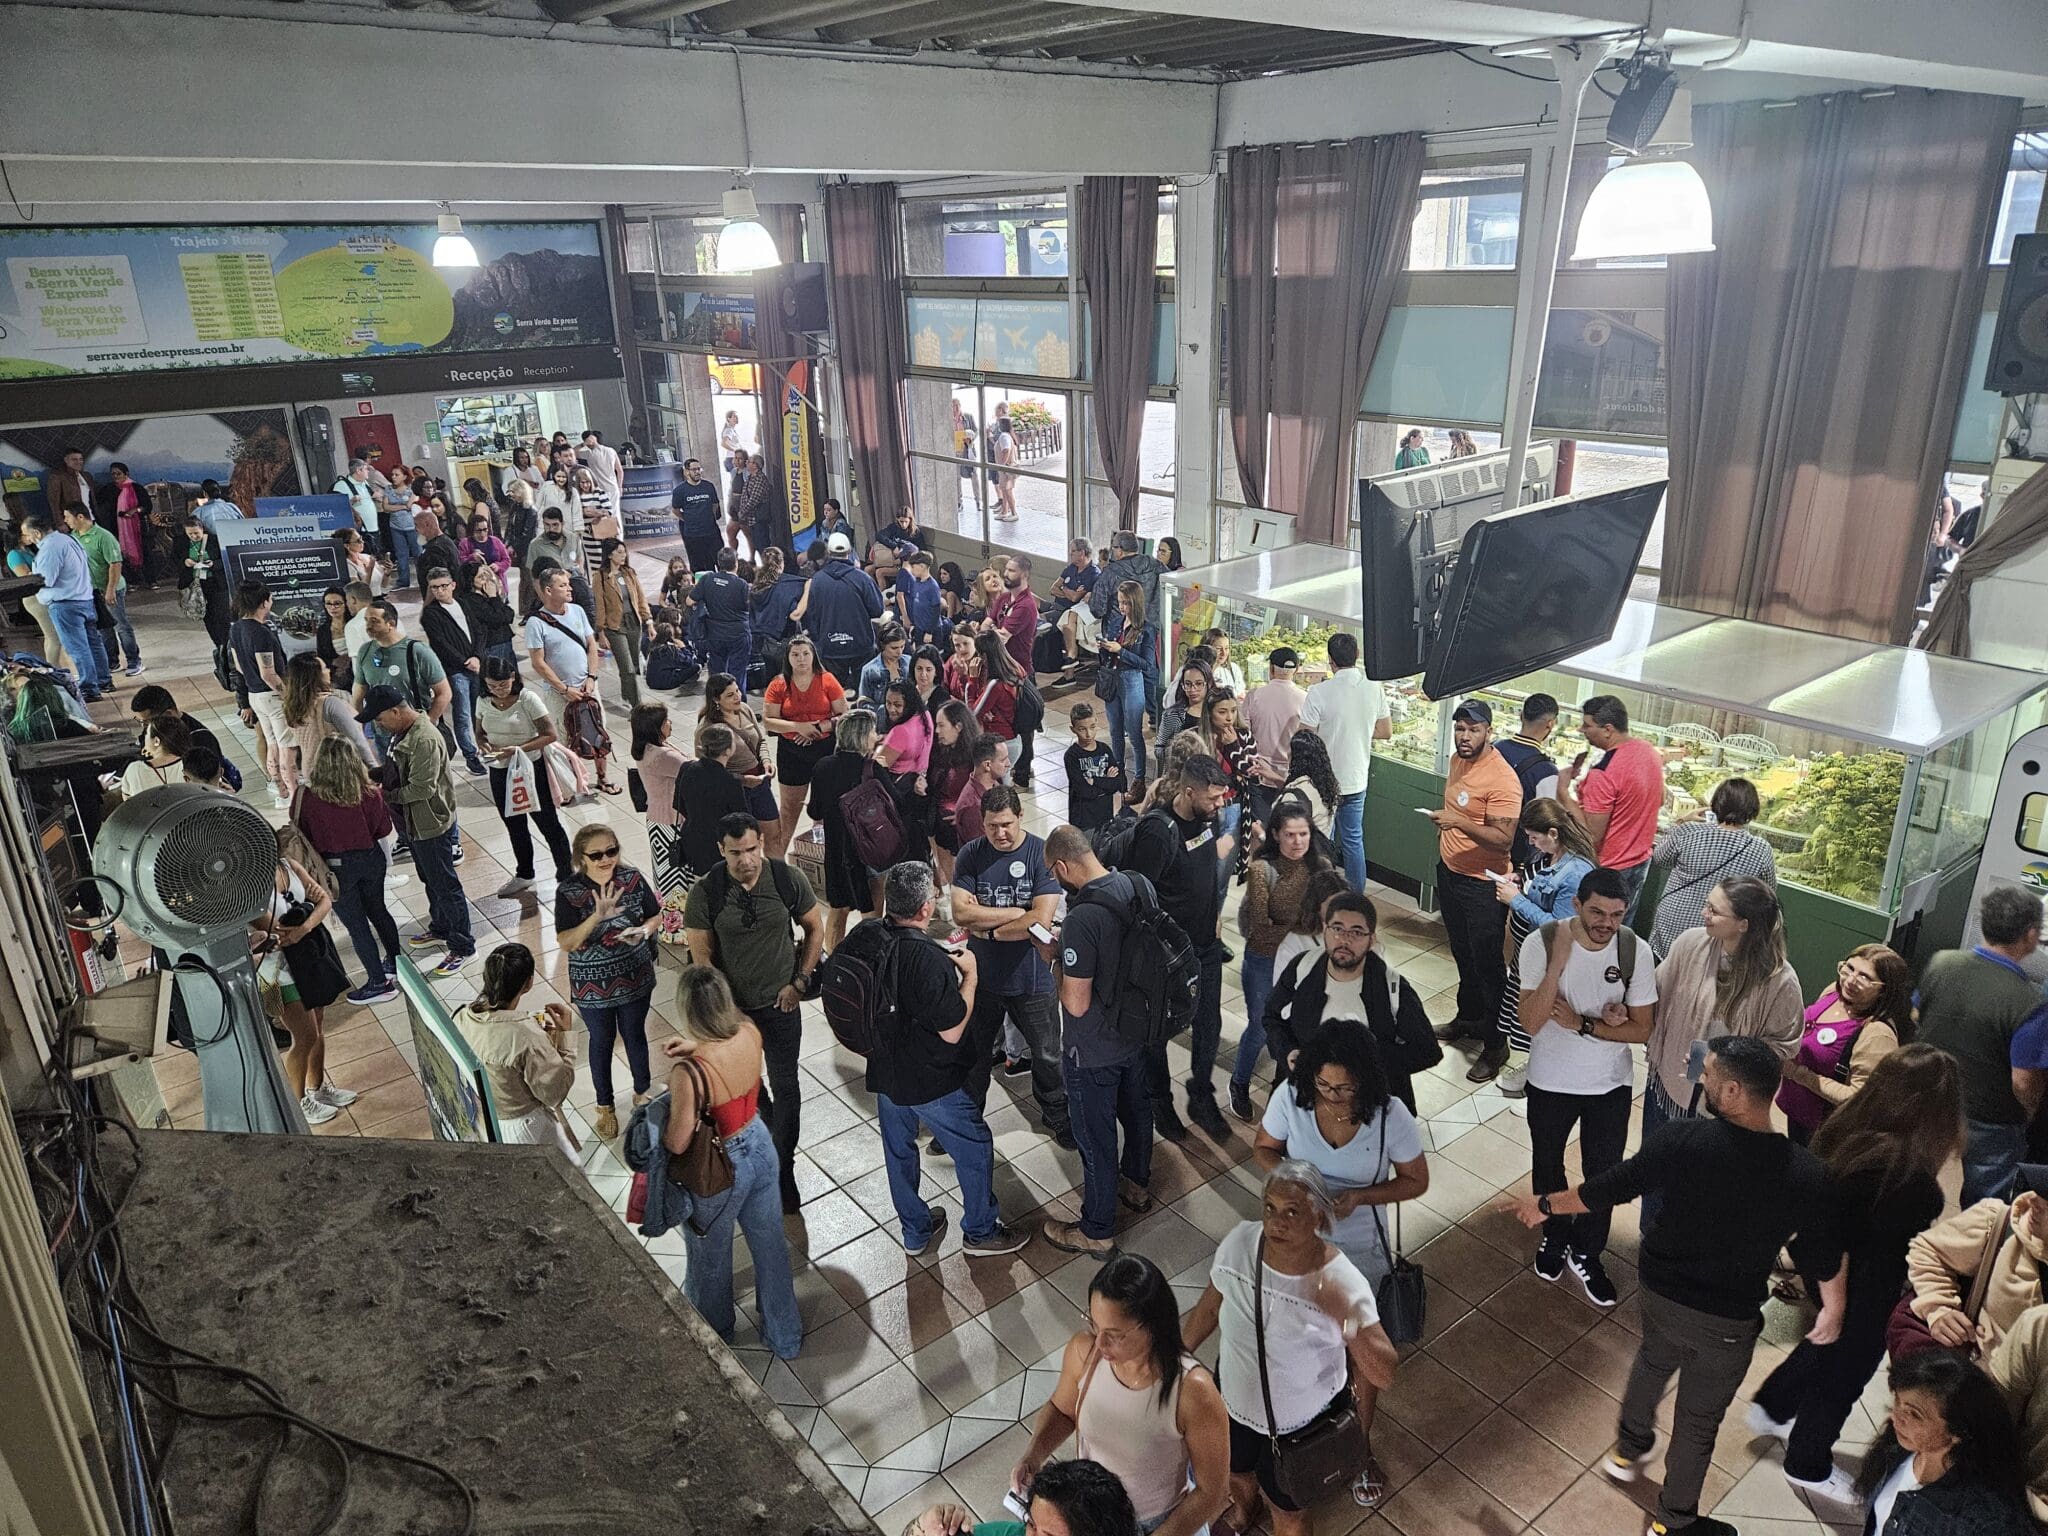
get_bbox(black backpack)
[1070,871,1201,1050]
[697,859,803,927]
[819,916,900,1056]
[1013,674,1045,736]
[1089,805,1165,871]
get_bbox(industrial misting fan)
[92,784,307,1133]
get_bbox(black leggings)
[1526,1082,1631,1256]
[490,762,573,880]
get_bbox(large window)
[905,378,1071,561]
[1081,398,1176,547]
[903,192,1070,278]
[1534,307,1667,439]
[1408,162,1525,271]
[1993,132,2048,264]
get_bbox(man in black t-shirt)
[1121,753,1232,1145]
[671,457,724,575]
[1509,1036,1845,1536]
[864,862,1028,1260]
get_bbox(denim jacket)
[1509,852,1594,929]
[623,1092,692,1238]
[1865,1465,2032,1536]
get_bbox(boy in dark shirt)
[1062,703,1123,832]
[1509,1036,1845,1536]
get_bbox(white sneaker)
[312,1081,358,1109]
[301,1093,341,1125]
[1786,1467,1859,1506]
[1497,1058,1529,1098]
[1745,1402,1791,1443]
[495,876,534,897]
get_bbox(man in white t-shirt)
[1298,631,1390,891]
[579,429,622,506]
[1517,865,1656,1309]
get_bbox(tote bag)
[501,749,540,819]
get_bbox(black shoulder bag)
[1252,1233,1371,1509]
[1366,1115,1426,1346]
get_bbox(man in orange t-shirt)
[1427,698,1525,1083]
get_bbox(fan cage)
[147,802,277,930]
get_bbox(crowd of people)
[16,442,2048,1536]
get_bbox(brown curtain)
[823,183,911,532]
[1919,469,2048,656]
[1661,89,2018,643]
[1225,146,1278,508]
[1231,134,1425,545]
[1077,176,1160,533]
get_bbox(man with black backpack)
[1119,753,1234,1144]
[683,812,824,1213]
[842,862,1028,1258]
[1039,823,1195,1257]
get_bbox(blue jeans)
[99,587,140,668]
[446,669,482,764]
[579,993,652,1109]
[1614,859,1651,922]
[385,525,420,589]
[709,637,751,696]
[1102,669,1147,775]
[1232,951,1277,1094]
[682,1117,802,1358]
[47,599,111,693]
[408,826,474,958]
[1145,940,1225,1109]
[1962,1118,2028,1207]
[1066,1052,1152,1240]
[482,639,516,668]
[876,1086,1000,1248]
[1216,800,1242,906]
[328,847,401,986]
[1335,791,1366,891]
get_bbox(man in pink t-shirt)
[1560,694,1665,914]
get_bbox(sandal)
[1353,1453,1388,1508]
[597,779,623,796]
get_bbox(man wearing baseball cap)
[803,529,887,688]
[1243,644,1307,827]
[357,684,472,975]
[1425,697,1523,1081]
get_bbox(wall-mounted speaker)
[1986,233,2048,396]
[295,405,336,487]
[779,262,829,334]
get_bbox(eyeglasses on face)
[1322,922,1372,941]
[1314,1078,1357,1099]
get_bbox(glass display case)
[1165,554,2048,987]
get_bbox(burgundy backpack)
[841,762,906,869]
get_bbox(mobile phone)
[1002,1490,1030,1521]
[1483,869,1510,883]
[1029,921,1057,944]
[1414,806,1436,816]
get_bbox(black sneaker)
[1000,1054,1033,1078]
[1186,1094,1231,1144]
[905,1207,949,1257]
[1534,1233,1569,1282]
[1434,1018,1482,1044]
[962,1221,1030,1257]
[1051,1123,1077,1151]
[1568,1249,1619,1308]
[1227,1081,1256,1124]
[1153,1102,1188,1144]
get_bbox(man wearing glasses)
[684,813,825,1213]
[1260,891,1437,1118]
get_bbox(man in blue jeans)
[359,687,470,978]
[690,547,755,694]
[1039,826,1154,1259]
[864,862,1028,1259]
[22,514,113,700]
[1299,632,1390,892]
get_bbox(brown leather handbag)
[665,1055,734,1199]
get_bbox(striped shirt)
[1649,821,1777,958]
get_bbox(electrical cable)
[1451,47,1554,84]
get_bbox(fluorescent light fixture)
[432,203,479,269]
[715,184,780,274]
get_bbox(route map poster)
[0,221,612,381]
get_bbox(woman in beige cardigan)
[1903,1164,2048,1358]
[452,942,579,1155]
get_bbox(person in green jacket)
[61,502,143,676]
[1393,428,1432,470]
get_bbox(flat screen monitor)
[1421,479,1666,699]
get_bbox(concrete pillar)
[1171,174,1219,563]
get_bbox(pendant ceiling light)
[431,202,479,269]
[1573,87,1714,261]
[715,183,780,274]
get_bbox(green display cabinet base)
[1362,758,1451,904]
[1777,885,1892,997]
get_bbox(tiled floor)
[100,549,1876,1536]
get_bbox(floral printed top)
[554,866,661,1006]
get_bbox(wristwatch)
[1578,1016,1600,1037]
[1536,1194,1554,1217]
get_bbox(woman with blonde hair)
[279,653,373,777]
[1492,796,1600,1098]
[1749,1045,1962,1501]
[294,735,403,1003]
[659,964,801,1358]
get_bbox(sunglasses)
[586,846,621,860]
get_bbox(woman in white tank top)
[1010,1254,1230,1535]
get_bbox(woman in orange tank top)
[660,965,801,1357]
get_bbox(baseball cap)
[1268,647,1300,670]
[1451,698,1494,725]
[826,531,852,555]
[354,684,406,723]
